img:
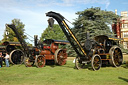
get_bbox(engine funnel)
[47,18,54,28]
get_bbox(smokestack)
[34,35,38,47]
[48,18,54,28]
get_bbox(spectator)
[0,52,3,67]
[4,53,10,67]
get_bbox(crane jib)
[46,11,88,59]
[62,21,87,56]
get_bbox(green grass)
[0,60,128,85]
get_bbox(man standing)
[0,52,3,67]
[5,53,10,67]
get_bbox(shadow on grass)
[118,77,128,82]
[121,62,128,69]
[55,63,113,71]
[60,65,75,69]
[121,65,128,69]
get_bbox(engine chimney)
[34,35,38,47]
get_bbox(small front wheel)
[24,57,34,67]
[91,54,102,71]
[35,55,45,68]
[75,57,85,69]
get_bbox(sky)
[0,0,128,44]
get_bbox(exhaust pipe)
[47,18,54,28]
[34,35,38,47]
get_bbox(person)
[0,52,3,67]
[4,53,10,67]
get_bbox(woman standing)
[5,53,10,67]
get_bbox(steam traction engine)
[7,24,68,68]
[41,39,68,65]
[46,11,123,70]
[24,39,68,67]
[0,41,24,64]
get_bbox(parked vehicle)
[46,11,123,70]
[0,41,23,64]
[7,24,68,68]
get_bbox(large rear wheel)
[109,46,123,67]
[54,49,67,65]
[9,49,24,64]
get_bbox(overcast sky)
[0,0,128,43]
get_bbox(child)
[0,52,3,67]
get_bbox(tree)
[73,7,119,43]
[0,41,2,45]
[2,19,26,42]
[40,24,66,41]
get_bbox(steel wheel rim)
[57,50,66,65]
[75,57,84,69]
[113,48,123,67]
[9,49,24,64]
[54,49,67,65]
[37,56,45,67]
[24,58,33,67]
[93,57,101,70]
[11,51,22,64]
[91,54,102,71]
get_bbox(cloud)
[60,0,110,8]
[0,0,110,8]
[106,1,110,9]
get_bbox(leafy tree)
[73,7,119,42]
[68,7,120,56]
[2,19,26,42]
[0,41,2,45]
[40,24,66,41]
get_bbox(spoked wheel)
[9,49,24,64]
[91,54,102,71]
[109,46,123,67]
[35,55,45,68]
[75,57,85,69]
[54,49,67,65]
[24,57,34,67]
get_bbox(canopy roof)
[43,39,69,45]
[94,35,123,43]
[2,41,21,46]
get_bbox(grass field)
[0,55,128,85]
